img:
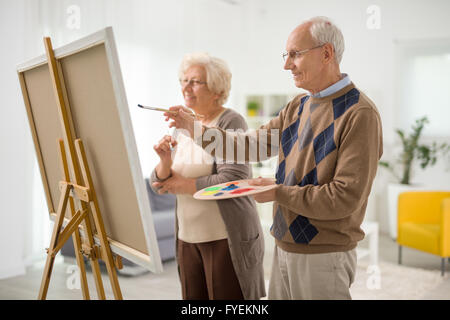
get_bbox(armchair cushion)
[398,223,440,255]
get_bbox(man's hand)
[248,177,278,203]
[152,171,196,195]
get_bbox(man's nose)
[283,57,292,70]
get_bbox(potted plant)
[379,117,450,185]
[379,116,450,239]
[247,101,260,117]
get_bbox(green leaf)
[384,116,449,182]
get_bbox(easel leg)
[85,232,107,299]
[73,198,106,299]
[38,184,71,300]
[71,231,90,299]
[59,139,90,299]
[76,139,123,299]
[59,139,105,300]
[38,255,56,300]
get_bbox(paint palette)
[193,179,278,200]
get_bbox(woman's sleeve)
[149,167,172,193]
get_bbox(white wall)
[1,0,450,279]
[0,0,41,279]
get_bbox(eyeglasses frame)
[179,78,207,88]
[282,44,325,62]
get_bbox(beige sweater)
[200,83,383,254]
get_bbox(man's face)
[284,24,326,91]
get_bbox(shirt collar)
[310,73,351,98]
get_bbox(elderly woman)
[150,53,265,300]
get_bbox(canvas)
[17,27,163,273]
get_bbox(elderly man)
[165,16,383,300]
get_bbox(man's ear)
[323,43,334,64]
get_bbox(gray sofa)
[61,177,176,273]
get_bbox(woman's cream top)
[171,110,227,243]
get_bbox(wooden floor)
[1,232,449,300]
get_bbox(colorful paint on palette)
[221,184,238,191]
[201,190,219,196]
[214,192,224,197]
[205,187,222,191]
[230,188,254,194]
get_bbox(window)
[396,40,450,137]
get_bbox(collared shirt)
[310,73,351,98]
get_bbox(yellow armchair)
[397,191,450,276]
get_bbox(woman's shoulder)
[217,108,248,131]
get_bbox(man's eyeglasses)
[282,44,324,61]
[179,79,207,87]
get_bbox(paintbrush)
[137,104,203,118]
[137,104,177,114]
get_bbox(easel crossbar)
[59,181,91,202]
[48,208,88,257]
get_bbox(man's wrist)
[274,184,284,202]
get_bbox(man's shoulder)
[355,89,380,115]
[281,93,310,118]
[337,85,381,119]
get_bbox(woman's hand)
[164,106,199,138]
[248,177,278,203]
[154,135,177,180]
[152,171,197,195]
[154,135,176,164]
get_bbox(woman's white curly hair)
[179,52,232,106]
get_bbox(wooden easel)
[38,36,123,300]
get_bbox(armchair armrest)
[440,198,450,256]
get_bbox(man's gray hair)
[307,16,345,64]
[179,52,232,106]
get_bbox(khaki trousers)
[177,239,244,300]
[268,245,357,300]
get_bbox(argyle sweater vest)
[199,82,383,254]
[269,83,383,254]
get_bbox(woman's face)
[181,65,219,112]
